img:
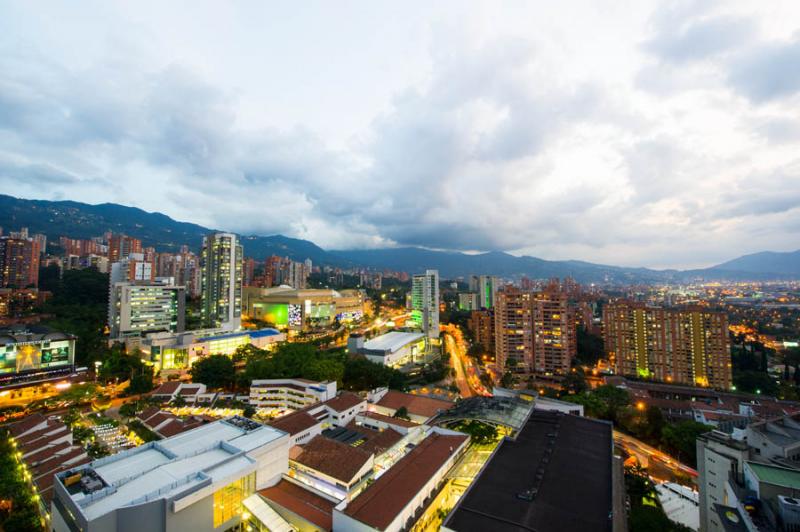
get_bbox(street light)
[94,361,102,382]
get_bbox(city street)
[442,325,491,398]
[614,430,698,482]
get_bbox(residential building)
[348,331,428,369]
[696,415,800,532]
[457,292,479,311]
[108,281,185,340]
[603,301,732,389]
[411,270,439,339]
[201,233,243,330]
[494,286,534,373]
[469,275,499,309]
[443,410,624,532]
[107,234,142,263]
[0,236,41,288]
[533,286,576,374]
[0,288,48,318]
[51,417,290,532]
[250,379,338,410]
[467,309,495,357]
[109,253,155,283]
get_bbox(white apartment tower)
[201,233,243,331]
[412,269,440,339]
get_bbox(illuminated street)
[442,325,490,398]
[614,430,698,483]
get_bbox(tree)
[576,326,604,366]
[242,405,257,418]
[190,355,236,389]
[128,369,154,395]
[661,420,712,466]
[466,343,485,358]
[562,368,588,395]
[500,371,514,388]
[457,421,498,445]
[393,406,411,420]
[592,384,631,423]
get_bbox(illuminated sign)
[0,340,73,375]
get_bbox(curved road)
[614,430,698,480]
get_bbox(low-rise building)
[443,410,622,532]
[243,286,365,331]
[51,417,290,532]
[368,388,454,424]
[132,327,285,371]
[333,429,469,532]
[349,331,428,369]
[249,379,337,410]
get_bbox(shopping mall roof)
[59,417,287,521]
[362,331,425,354]
[444,411,614,532]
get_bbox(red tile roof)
[178,385,201,396]
[361,411,419,428]
[322,392,365,413]
[355,427,403,456]
[8,413,46,437]
[150,381,181,396]
[293,436,371,484]
[343,432,468,529]
[137,406,161,422]
[23,440,70,466]
[269,410,320,436]
[375,391,454,419]
[259,480,335,531]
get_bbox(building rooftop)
[199,327,281,343]
[343,431,468,529]
[322,392,364,413]
[375,390,454,420]
[746,461,800,489]
[59,417,286,521]
[269,410,321,435]
[444,411,614,532]
[292,436,371,484]
[360,411,419,428]
[259,479,336,531]
[362,331,425,354]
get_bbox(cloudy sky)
[1,1,799,268]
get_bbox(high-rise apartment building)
[469,275,499,309]
[0,237,41,288]
[411,269,440,339]
[110,254,155,284]
[108,234,142,263]
[533,286,576,374]
[458,293,479,311]
[243,257,257,287]
[108,281,185,340]
[201,233,243,330]
[468,309,495,357]
[603,301,732,389]
[494,286,534,372]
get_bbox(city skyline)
[2,1,800,270]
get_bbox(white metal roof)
[362,331,425,354]
[71,418,287,521]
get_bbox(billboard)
[254,303,289,327]
[0,339,73,375]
